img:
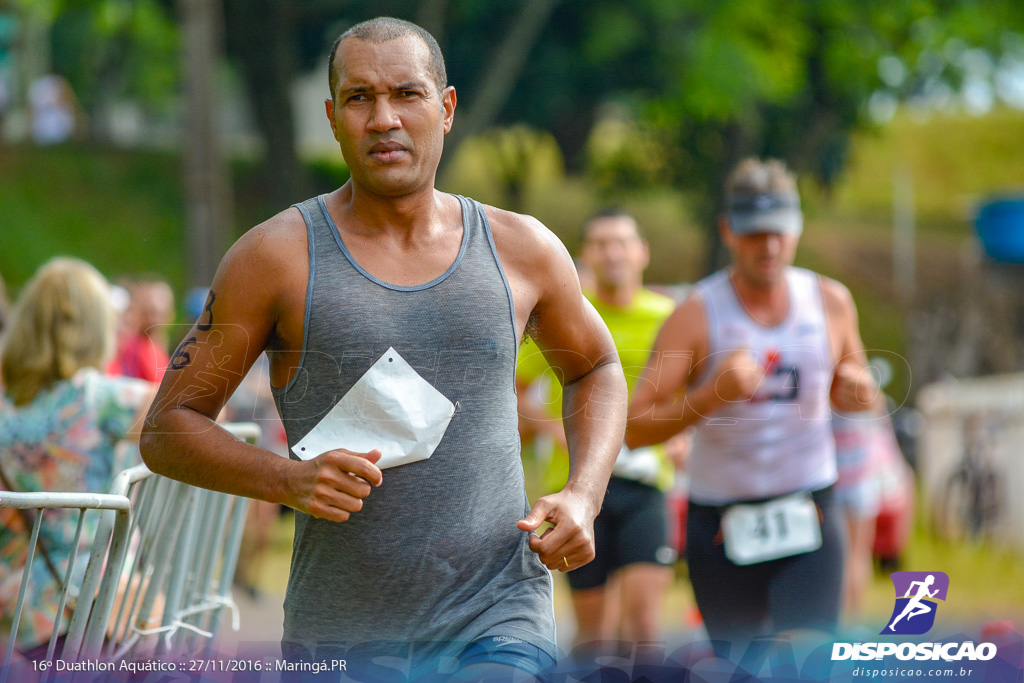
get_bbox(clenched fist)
[712,349,764,403]
[287,448,383,523]
[832,362,879,411]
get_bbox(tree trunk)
[697,120,747,276]
[224,0,307,207]
[549,105,599,173]
[415,0,448,47]
[180,0,232,288]
[440,0,559,170]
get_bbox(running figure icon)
[887,574,939,632]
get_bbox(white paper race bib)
[291,347,456,469]
[721,492,822,566]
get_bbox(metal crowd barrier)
[1,422,261,679]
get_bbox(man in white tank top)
[626,158,877,649]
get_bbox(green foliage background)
[3,107,1023,398]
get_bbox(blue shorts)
[455,636,557,678]
[281,636,556,682]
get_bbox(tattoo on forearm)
[170,336,199,370]
[196,291,216,332]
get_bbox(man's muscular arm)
[140,211,382,521]
[489,209,627,572]
[625,296,764,448]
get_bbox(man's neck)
[336,180,443,239]
[593,281,641,308]
[730,268,788,325]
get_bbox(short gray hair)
[328,17,447,98]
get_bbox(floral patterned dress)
[0,367,150,650]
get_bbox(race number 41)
[722,492,822,565]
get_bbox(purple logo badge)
[882,571,950,635]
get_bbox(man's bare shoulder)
[478,203,582,339]
[658,292,708,353]
[673,292,707,322]
[818,275,856,319]
[211,206,308,324]
[227,206,307,270]
[480,203,568,267]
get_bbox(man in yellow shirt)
[519,208,679,646]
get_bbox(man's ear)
[441,86,457,134]
[324,99,338,140]
[718,215,733,247]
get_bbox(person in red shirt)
[107,279,174,382]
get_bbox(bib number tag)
[721,493,822,566]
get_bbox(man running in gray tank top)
[141,17,627,681]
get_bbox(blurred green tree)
[550,0,1024,270]
[27,0,1024,271]
[248,0,1021,272]
[218,0,559,207]
[44,0,178,141]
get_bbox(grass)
[0,144,187,293]
[255,512,297,600]
[0,145,349,312]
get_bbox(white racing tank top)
[688,267,837,505]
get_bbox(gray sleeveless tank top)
[272,194,556,659]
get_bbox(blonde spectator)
[0,258,152,655]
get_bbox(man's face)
[325,35,455,197]
[723,224,799,288]
[131,283,174,334]
[580,216,649,290]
